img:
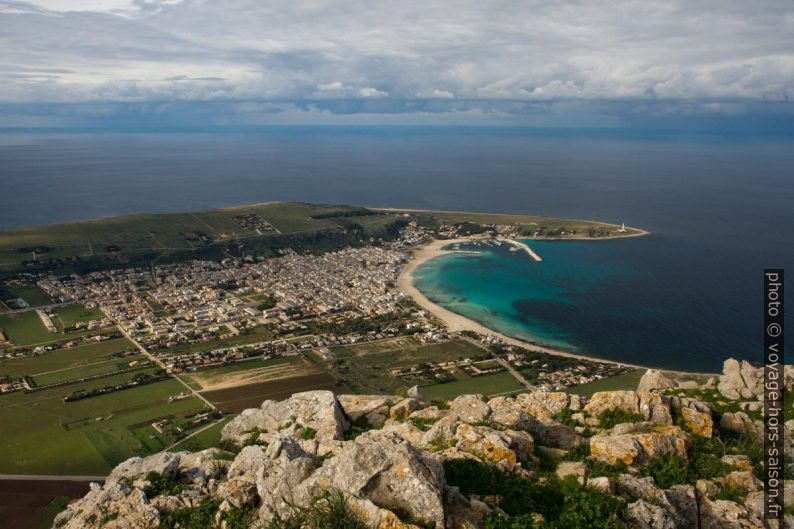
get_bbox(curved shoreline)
[398,238,645,369]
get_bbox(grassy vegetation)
[596,409,646,429]
[0,283,52,307]
[266,490,370,529]
[444,459,625,529]
[0,202,405,274]
[375,208,643,239]
[324,338,490,395]
[0,338,136,379]
[52,304,104,328]
[155,325,274,355]
[565,369,645,397]
[0,310,112,347]
[0,374,207,475]
[421,371,524,400]
[168,416,235,452]
[179,356,300,389]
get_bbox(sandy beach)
[398,238,645,369]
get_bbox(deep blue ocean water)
[0,127,792,371]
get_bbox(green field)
[0,202,400,273]
[420,371,524,400]
[324,338,489,394]
[0,374,206,475]
[0,310,113,347]
[0,338,136,380]
[566,369,646,397]
[168,416,235,452]
[52,304,104,328]
[0,283,52,307]
[375,208,644,238]
[158,325,274,355]
[0,311,57,345]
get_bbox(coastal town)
[1,220,634,400]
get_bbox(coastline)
[398,238,647,369]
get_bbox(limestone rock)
[637,370,675,393]
[338,394,398,420]
[681,406,713,437]
[454,424,517,465]
[523,415,582,450]
[719,412,763,441]
[222,390,348,444]
[584,391,672,425]
[53,482,160,529]
[555,461,586,484]
[664,484,699,529]
[625,499,677,529]
[590,424,690,466]
[717,359,764,400]
[699,497,763,529]
[107,452,182,484]
[511,391,584,418]
[300,432,446,529]
[450,394,490,424]
[390,397,425,419]
[721,455,753,472]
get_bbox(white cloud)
[357,87,388,98]
[0,0,792,105]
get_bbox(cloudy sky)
[1,0,793,127]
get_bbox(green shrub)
[266,489,370,529]
[597,409,645,429]
[483,512,545,529]
[716,483,749,503]
[585,459,628,478]
[555,486,625,529]
[160,499,221,529]
[143,472,185,498]
[552,409,577,428]
[410,417,436,431]
[300,427,318,440]
[243,428,268,447]
[640,457,689,488]
[560,443,590,462]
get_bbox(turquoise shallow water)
[413,238,762,372]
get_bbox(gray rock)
[625,499,677,529]
[637,370,675,393]
[450,394,491,424]
[221,390,348,444]
[107,452,182,485]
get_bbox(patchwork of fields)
[0,373,208,475]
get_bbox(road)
[0,474,105,482]
[113,321,218,411]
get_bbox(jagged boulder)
[584,391,672,425]
[698,497,763,529]
[221,390,348,444]
[524,415,583,450]
[299,431,446,529]
[637,370,675,393]
[625,499,677,529]
[53,482,160,529]
[510,391,584,418]
[590,424,690,466]
[106,452,182,485]
[450,394,491,424]
[717,359,764,400]
[680,406,713,437]
[454,424,518,465]
[719,411,764,441]
[337,394,399,420]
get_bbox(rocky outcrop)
[637,370,675,393]
[54,384,779,529]
[221,390,348,445]
[590,423,690,466]
[584,390,673,425]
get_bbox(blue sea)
[1,127,792,371]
